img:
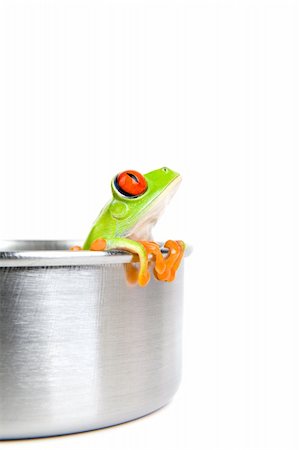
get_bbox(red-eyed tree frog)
[71,167,185,287]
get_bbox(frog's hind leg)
[90,237,150,287]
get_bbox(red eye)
[116,170,147,197]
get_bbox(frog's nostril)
[162,167,168,173]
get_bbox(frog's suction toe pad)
[90,239,107,251]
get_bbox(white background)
[1,0,299,449]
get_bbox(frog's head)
[109,167,181,238]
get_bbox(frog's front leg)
[90,237,150,287]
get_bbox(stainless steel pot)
[0,240,187,440]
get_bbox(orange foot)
[140,240,185,282]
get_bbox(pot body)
[0,241,184,439]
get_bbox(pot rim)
[0,240,191,267]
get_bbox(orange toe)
[90,238,107,251]
[166,240,185,281]
[125,263,139,284]
[157,240,180,281]
[155,240,185,282]
[139,269,150,287]
[70,245,82,251]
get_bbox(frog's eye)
[116,170,147,197]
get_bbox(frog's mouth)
[127,175,182,240]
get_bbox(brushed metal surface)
[0,241,184,439]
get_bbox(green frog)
[72,167,185,286]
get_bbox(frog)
[71,167,185,287]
